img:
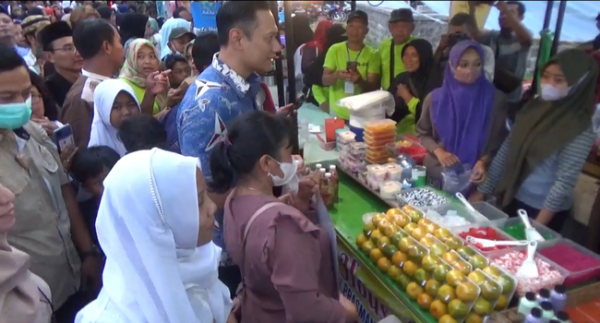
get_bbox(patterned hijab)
[119,39,167,110]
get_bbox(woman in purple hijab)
[417,40,508,187]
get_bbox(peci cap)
[168,27,195,42]
[346,10,368,25]
[389,8,414,24]
[38,21,73,51]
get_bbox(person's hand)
[319,102,330,113]
[396,84,413,103]
[495,0,508,12]
[437,34,450,51]
[470,160,487,184]
[335,70,349,81]
[32,117,58,136]
[146,70,171,95]
[297,171,320,202]
[166,88,184,107]
[0,183,15,232]
[469,191,486,203]
[348,69,361,84]
[80,256,102,293]
[277,103,295,116]
[59,144,78,171]
[340,294,358,323]
[434,148,460,167]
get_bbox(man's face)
[83,166,109,198]
[448,24,471,39]
[388,21,413,44]
[239,10,281,73]
[0,66,32,106]
[24,1,35,10]
[0,14,13,40]
[179,9,192,22]
[499,4,522,29]
[13,25,27,47]
[169,35,192,54]
[169,61,191,88]
[49,36,83,72]
[346,19,368,43]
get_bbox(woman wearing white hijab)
[75,148,234,323]
[88,79,140,156]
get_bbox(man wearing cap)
[21,14,50,75]
[322,9,381,120]
[165,26,195,59]
[39,21,83,107]
[379,8,418,91]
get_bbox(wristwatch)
[81,244,103,261]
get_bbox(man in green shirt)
[322,10,381,120]
[379,8,418,90]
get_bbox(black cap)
[389,8,414,24]
[530,308,542,318]
[525,292,537,301]
[554,285,566,294]
[539,288,551,298]
[347,10,368,25]
[38,21,73,52]
[540,301,554,311]
[556,311,569,320]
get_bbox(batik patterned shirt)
[177,54,261,256]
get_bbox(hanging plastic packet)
[442,164,472,195]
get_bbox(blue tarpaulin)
[190,1,221,32]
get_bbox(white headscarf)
[75,148,232,323]
[159,18,192,60]
[88,79,140,156]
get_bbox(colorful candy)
[539,242,600,286]
[459,227,511,252]
[492,251,565,295]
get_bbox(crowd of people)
[0,1,599,323]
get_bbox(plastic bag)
[442,164,472,195]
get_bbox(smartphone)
[347,61,358,72]
[53,124,74,155]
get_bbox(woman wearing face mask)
[471,49,598,231]
[388,39,435,135]
[210,111,358,323]
[119,39,166,114]
[88,79,140,156]
[75,148,235,323]
[417,40,508,188]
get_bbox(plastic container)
[364,119,396,133]
[484,264,518,311]
[383,163,403,181]
[538,239,600,286]
[453,224,517,255]
[428,204,491,226]
[470,201,510,221]
[317,134,336,151]
[397,187,451,209]
[380,181,402,200]
[470,269,503,317]
[488,246,569,296]
[349,142,368,156]
[364,132,395,145]
[396,135,428,165]
[492,217,561,245]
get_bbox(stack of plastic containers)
[364,119,396,164]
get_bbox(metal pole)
[530,0,554,95]
[351,0,356,11]
[269,1,286,108]
[550,0,567,56]
[283,0,296,104]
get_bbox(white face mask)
[540,84,569,101]
[269,159,298,187]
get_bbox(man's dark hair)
[216,1,271,46]
[0,43,27,72]
[73,18,116,60]
[64,7,73,14]
[164,53,188,70]
[449,12,476,30]
[70,145,121,185]
[96,5,113,21]
[192,31,219,70]
[118,114,167,153]
[506,1,526,16]
[172,6,188,19]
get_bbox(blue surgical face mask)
[0,98,32,130]
[540,84,569,101]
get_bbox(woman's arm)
[416,93,440,153]
[537,129,596,224]
[478,136,510,195]
[271,216,347,323]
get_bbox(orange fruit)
[438,314,458,323]
[402,260,419,277]
[370,248,383,263]
[356,233,368,247]
[377,257,392,273]
[429,299,447,319]
[391,251,408,267]
[417,293,433,310]
[387,264,402,280]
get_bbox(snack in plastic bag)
[442,164,472,194]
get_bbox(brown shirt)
[416,89,509,181]
[224,194,346,323]
[60,75,93,148]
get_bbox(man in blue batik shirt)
[176,1,283,296]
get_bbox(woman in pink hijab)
[0,183,52,323]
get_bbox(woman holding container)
[416,40,508,188]
[471,49,598,232]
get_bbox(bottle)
[540,301,554,323]
[318,168,326,188]
[553,311,570,323]
[525,308,543,323]
[550,285,567,312]
[538,288,551,304]
[323,173,333,207]
[518,292,539,316]
[315,163,322,172]
[329,165,339,203]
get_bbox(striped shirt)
[478,128,596,212]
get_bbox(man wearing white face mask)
[472,49,598,233]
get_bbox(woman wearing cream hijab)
[75,148,235,323]
[0,183,52,323]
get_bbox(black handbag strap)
[389,39,396,89]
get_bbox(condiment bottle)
[518,292,539,316]
[315,163,322,172]
[525,308,543,323]
[329,165,338,202]
[323,173,333,208]
[553,311,570,323]
[318,168,326,188]
[540,301,554,323]
[550,285,567,312]
[538,288,551,305]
